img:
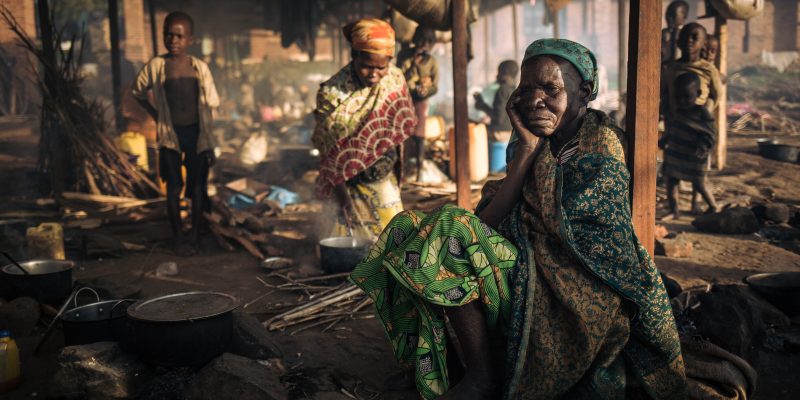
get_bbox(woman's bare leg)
[438,301,496,400]
[692,177,718,213]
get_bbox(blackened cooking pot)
[126,291,238,366]
[1,259,74,305]
[745,272,800,316]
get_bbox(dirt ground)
[1,119,799,399]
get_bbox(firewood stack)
[204,195,282,259]
[1,6,159,199]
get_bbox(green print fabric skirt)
[349,205,518,399]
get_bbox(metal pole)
[452,0,471,209]
[625,0,661,255]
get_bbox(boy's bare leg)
[690,190,702,214]
[437,302,496,400]
[665,177,681,220]
[161,149,195,256]
[692,177,718,214]
[188,152,210,248]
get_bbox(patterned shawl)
[479,110,686,399]
[312,64,416,197]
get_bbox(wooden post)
[618,0,627,93]
[552,8,560,39]
[452,0,471,209]
[714,17,728,170]
[511,0,519,58]
[108,0,123,131]
[625,0,661,255]
[148,0,158,57]
[484,14,490,84]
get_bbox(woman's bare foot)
[437,373,496,400]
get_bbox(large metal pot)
[126,292,238,366]
[745,272,800,316]
[1,260,74,305]
[60,287,135,350]
[319,236,372,273]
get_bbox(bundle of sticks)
[0,7,159,198]
[204,195,281,259]
[257,272,373,335]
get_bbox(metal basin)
[745,272,800,316]
[757,139,800,163]
[1,260,74,305]
[61,299,135,350]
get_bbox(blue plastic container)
[489,140,509,173]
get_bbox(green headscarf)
[523,38,599,100]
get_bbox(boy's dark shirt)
[490,81,515,132]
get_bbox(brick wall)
[123,0,149,64]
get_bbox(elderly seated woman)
[350,39,686,400]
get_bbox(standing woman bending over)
[312,18,417,238]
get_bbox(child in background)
[397,27,439,182]
[662,22,722,115]
[659,72,719,219]
[132,12,220,255]
[473,60,519,143]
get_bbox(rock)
[185,353,287,400]
[660,273,683,299]
[751,203,790,224]
[0,296,41,336]
[689,284,791,361]
[655,235,693,258]
[692,207,760,234]
[50,342,152,399]
[654,224,670,240]
[230,311,283,360]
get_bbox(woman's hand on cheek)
[507,89,538,149]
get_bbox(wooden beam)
[452,0,471,209]
[624,0,661,255]
[108,0,123,131]
[148,0,158,57]
[618,0,627,93]
[511,0,519,60]
[713,17,728,170]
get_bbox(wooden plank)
[624,0,661,255]
[511,0,519,59]
[713,17,728,170]
[452,0,471,209]
[148,0,158,57]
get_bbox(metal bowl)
[319,237,372,273]
[745,272,800,316]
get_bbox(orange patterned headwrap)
[342,18,395,57]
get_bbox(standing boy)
[473,60,519,143]
[659,72,719,219]
[132,12,220,255]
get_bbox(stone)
[230,311,283,360]
[751,203,791,224]
[692,207,760,234]
[49,341,152,399]
[185,353,287,400]
[0,296,40,336]
[689,284,791,361]
[655,235,693,258]
[654,224,670,240]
